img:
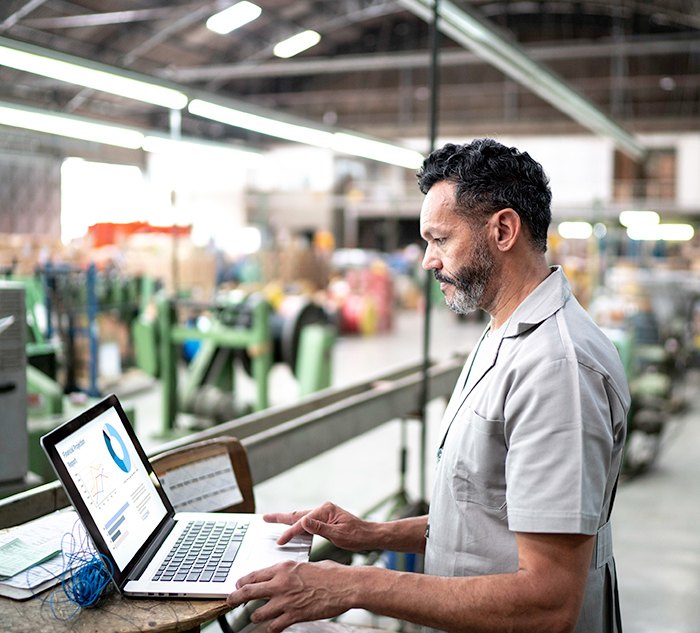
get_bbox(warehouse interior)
[0,1,699,632]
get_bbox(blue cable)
[47,520,115,620]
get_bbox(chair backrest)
[150,437,255,514]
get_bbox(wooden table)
[1,588,392,633]
[0,588,229,633]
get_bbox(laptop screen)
[53,401,168,571]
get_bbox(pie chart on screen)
[103,423,132,473]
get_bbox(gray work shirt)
[424,267,630,633]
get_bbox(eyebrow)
[420,225,434,241]
[420,221,447,240]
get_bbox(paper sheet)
[0,537,61,578]
[0,510,81,594]
[159,453,244,512]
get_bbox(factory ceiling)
[0,0,698,154]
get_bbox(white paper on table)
[0,510,82,592]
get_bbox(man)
[227,139,630,633]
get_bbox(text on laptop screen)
[55,406,168,570]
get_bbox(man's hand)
[227,560,353,633]
[264,502,375,551]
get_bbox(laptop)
[41,393,311,598]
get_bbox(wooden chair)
[151,437,255,514]
[150,437,255,633]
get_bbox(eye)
[434,237,446,246]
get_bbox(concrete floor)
[119,307,699,633]
[613,371,700,633]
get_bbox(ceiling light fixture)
[206,1,262,35]
[332,133,423,169]
[188,98,423,168]
[0,36,188,110]
[0,101,263,158]
[273,30,321,59]
[0,101,144,149]
[142,134,263,161]
[619,210,660,228]
[557,221,593,240]
[188,98,333,146]
[626,224,694,241]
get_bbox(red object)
[88,222,192,248]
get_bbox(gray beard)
[437,239,495,315]
[445,277,488,314]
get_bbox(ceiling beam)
[162,35,700,82]
[0,0,49,32]
[397,0,646,161]
[19,3,210,29]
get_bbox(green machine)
[152,293,335,436]
[10,275,64,418]
[610,310,676,474]
[15,269,146,481]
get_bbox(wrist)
[343,565,378,610]
[371,520,395,551]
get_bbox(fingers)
[265,503,343,545]
[226,567,277,607]
[263,510,309,526]
[266,613,298,633]
[265,511,313,545]
[253,604,298,633]
[275,514,332,546]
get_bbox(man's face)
[419,180,497,315]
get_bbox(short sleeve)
[504,357,615,534]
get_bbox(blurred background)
[0,2,698,632]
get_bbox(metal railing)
[0,356,465,529]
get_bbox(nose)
[422,243,440,271]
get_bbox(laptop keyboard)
[152,520,249,583]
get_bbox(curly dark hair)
[417,138,552,252]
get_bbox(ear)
[489,208,521,252]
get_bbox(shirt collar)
[501,265,571,338]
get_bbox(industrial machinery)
[153,293,335,436]
[0,282,28,493]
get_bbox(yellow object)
[313,230,335,252]
[359,297,378,336]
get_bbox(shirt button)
[437,447,443,461]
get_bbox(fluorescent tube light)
[626,224,694,241]
[0,102,144,149]
[142,134,262,161]
[557,221,593,240]
[0,40,187,109]
[273,30,321,59]
[332,133,423,169]
[207,2,262,35]
[188,99,424,168]
[619,210,660,228]
[189,98,334,147]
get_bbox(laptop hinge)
[128,516,177,581]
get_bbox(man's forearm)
[344,565,575,633]
[370,515,427,554]
[340,531,593,633]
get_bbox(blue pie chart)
[103,423,131,473]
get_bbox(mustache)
[434,269,460,286]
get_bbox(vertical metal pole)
[86,262,101,397]
[250,300,271,411]
[159,296,178,433]
[419,0,440,502]
[43,262,53,340]
[169,108,181,296]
